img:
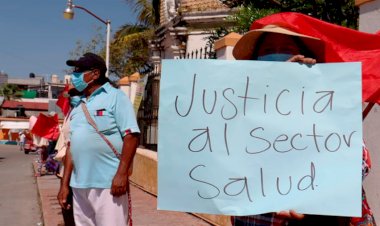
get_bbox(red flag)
[251,12,380,104]
[31,113,60,140]
[56,84,71,116]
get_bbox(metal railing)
[137,46,216,151]
[137,71,159,151]
[179,46,216,59]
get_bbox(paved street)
[0,144,42,225]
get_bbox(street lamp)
[63,0,111,77]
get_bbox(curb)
[33,162,64,226]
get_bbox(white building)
[142,0,233,150]
[357,0,380,33]
[152,0,232,62]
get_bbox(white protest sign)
[158,60,362,217]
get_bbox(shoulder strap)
[80,102,121,159]
[81,102,133,226]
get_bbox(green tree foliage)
[110,25,154,77]
[0,84,23,100]
[228,5,280,34]
[68,24,151,78]
[125,0,160,27]
[219,0,358,31]
[206,3,280,54]
[106,0,160,78]
[69,0,160,78]
[208,0,358,54]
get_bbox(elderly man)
[57,53,140,226]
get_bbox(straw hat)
[233,24,324,62]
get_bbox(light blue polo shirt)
[69,82,140,189]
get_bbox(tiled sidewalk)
[34,165,212,226]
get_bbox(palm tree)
[109,24,153,77]
[108,0,160,77]
[125,0,160,27]
[70,0,161,78]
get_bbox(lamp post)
[63,0,111,77]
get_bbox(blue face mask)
[70,96,82,107]
[257,53,293,62]
[71,72,92,92]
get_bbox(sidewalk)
[34,164,212,226]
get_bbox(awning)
[0,121,30,129]
[22,90,37,99]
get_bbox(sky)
[0,0,137,79]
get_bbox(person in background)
[231,24,376,226]
[34,140,49,177]
[57,53,140,226]
[55,87,82,178]
[18,131,26,151]
[54,86,82,226]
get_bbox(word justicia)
[174,74,335,120]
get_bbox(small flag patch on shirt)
[96,109,105,116]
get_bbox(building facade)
[1,74,67,119]
[138,0,233,150]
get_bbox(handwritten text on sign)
[158,60,362,217]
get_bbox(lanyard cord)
[81,103,133,226]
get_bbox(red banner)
[252,12,380,103]
[31,113,60,140]
[56,84,70,116]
